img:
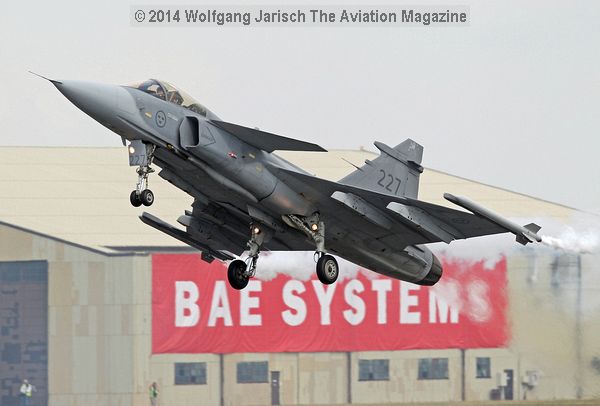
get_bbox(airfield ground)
[301,401,600,406]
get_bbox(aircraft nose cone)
[54,80,117,123]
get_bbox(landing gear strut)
[130,144,156,207]
[227,223,266,290]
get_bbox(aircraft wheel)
[227,260,249,290]
[316,254,339,285]
[130,190,142,207]
[141,189,154,207]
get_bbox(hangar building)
[0,146,599,406]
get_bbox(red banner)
[152,254,508,353]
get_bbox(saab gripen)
[40,75,542,290]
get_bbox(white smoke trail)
[541,228,599,254]
[523,211,600,254]
[429,233,514,270]
[249,251,366,282]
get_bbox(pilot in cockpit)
[168,91,184,105]
[136,80,165,101]
[154,86,165,100]
[130,79,213,118]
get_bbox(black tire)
[141,189,154,206]
[130,190,142,207]
[316,254,339,285]
[227,260,249,290]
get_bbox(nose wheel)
[130,189,154,207]
[141,189,154,206]
[130,191,142,207]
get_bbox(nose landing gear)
[129,144,156,207]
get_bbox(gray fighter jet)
[43,76,542,289]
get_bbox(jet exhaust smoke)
[540,229,599,254]
[246,251,366,282]
[537,212,600,254]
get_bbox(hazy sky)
[1,0,599,213]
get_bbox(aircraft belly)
[154,153,248,209]
[235,163,277,200]
[259,180,315,217]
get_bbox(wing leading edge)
[210,120,327,152]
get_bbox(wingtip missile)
[443,193,542,245]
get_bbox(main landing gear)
[284,213,339,286]
[130,144,156,207]
[226,214,340,290]
[227,223,265,290]
[227,259,249,290]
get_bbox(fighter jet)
[43,75,542,289]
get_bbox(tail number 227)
[377,169,402,195]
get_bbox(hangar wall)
[2,219,600,406]
[0,223,149,406]
[0,260,48,406]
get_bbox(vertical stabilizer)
[339,139,424,198]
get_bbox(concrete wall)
[352,350,461,403]
[506,253,600,401]
[148,354,221,406]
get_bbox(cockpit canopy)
[129,79,209,117]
